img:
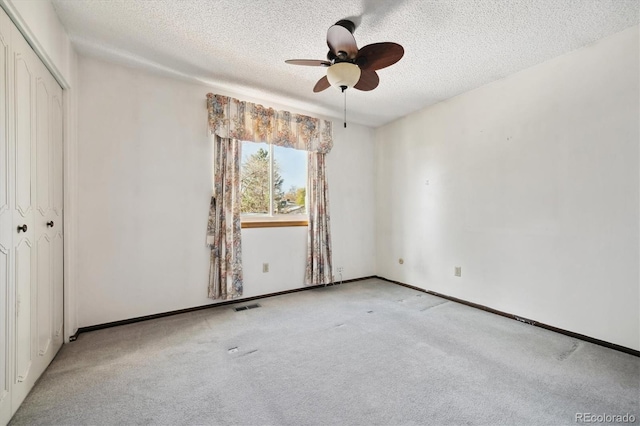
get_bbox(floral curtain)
[207,93,333,154]
[305,152,333,285]
[206,93,334,291]
[206,135,243,299]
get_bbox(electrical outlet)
[454,266,461,277]
[337,267,344,273]
[262,263,269,273]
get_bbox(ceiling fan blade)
[327,23,358,60]
[285,59,331,67]
[356,42,404,71]
[313,75,331,93]
[353,69,379,91]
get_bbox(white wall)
[328,123,376,280]
[375,26,639,350]
[76,55,376,327]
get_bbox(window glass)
[240,142,270,216]
[240,142,307,218]
[273,145,306,216]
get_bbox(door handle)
[17,224,27,233]
[47,221,54,228]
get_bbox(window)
[240,141,307,228]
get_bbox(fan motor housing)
[334,19,356,34]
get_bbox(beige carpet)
[9,279,640,425]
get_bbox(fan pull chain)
[342,86,347,128]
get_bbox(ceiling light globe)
[326,62,361,89]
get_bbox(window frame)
[240,141,308,228]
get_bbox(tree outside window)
[240,142,307,218]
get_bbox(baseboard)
[74,275,638,357]
[68,329,80,342]
[376,276,640,357]
[72,276,377,338]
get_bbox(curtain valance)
[206,93,333,154]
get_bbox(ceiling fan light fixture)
[326,62,361,90]
[285,18,403,94]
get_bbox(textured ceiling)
[51,0,639,127]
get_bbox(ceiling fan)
[285,19,404,93]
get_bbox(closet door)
[34,59,63,364]
[0,8,64,421]
[11,18,38,408]
[0,8,12,426]
[10,19,64,410]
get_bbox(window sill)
[241,220,308,229]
